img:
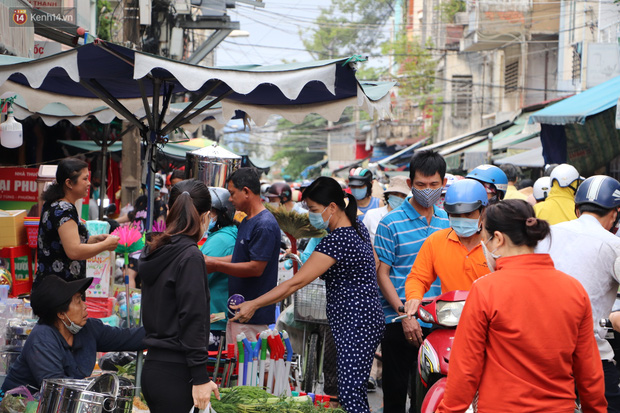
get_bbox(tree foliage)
[301,0,395,60]
[382,33,443,138]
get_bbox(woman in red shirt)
[438,199,606,413]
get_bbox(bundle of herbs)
[212,387,344,413]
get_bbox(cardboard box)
[0,210,27,247]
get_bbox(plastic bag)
[98,352,137,372]
[0,386,35,413]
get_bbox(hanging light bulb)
[0,112,23,149]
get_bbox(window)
[572,44,582,83]
[452,75,473,118]
[504,60,519,94]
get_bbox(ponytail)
[148,180,211,251]
[344,192,362,237]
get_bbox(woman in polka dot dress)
[231,177,385,413]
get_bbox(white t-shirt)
[362,205,389,245]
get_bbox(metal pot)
[37,374,133,413]
[36,379,92,413]
[55,386,118,413]
[186,143,242,188]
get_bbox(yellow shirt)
[504,184,528,201]
[533,183,577,225]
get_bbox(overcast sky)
[215,0,361,66]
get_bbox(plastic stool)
[0,245,33,297]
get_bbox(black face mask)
[487,195,500,205]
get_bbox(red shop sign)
[0,168,39,202]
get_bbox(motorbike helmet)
[348,168,373,199]
[443,179,489,215]
[543,163,559,177]
[209,187,235,221]
[550,164,581,188]
[532,177,551,202]
[466,165,508,200]
[154,174,164,191]
[442,173,456,195]
[267,182,293,204]
[574,175,620,209]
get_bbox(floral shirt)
[35,200,89,285]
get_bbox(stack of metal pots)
[185,143,242,188]
[37,373,134,413]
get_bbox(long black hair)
[148,179,211,251]
[41,158,88,203]
[302,176,362,238]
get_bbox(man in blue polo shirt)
[204,167,281,346]
[374,150,449,413]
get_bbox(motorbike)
[399,290,470,413]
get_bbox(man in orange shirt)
[404,179,490,318]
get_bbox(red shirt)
[437,254,606,413]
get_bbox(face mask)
[268,202,280,209]
[351,187,367,201]
[388,195,405,210]
[480,236,501,272]
[449,217,480,238]
[61,313,83,335]
[309,206,332,230]
[92,188,100,200]
[412,187,443,208]
[208,217,217,232]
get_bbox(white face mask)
[480,236,501,272]
[62,313,83,335]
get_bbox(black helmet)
[209,187,235,221]
[267,182,292,204]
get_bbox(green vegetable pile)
[212,387,345,413]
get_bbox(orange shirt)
[437,254,606,413]
[404,228,489,301]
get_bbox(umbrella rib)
[80,79,147,133]
[162,89,233,135]
[159,80,223,135]
[97,42,137,70]
[138,79,155,132]
[152,79,161,139]
[157,83,174,134]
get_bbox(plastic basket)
[26,225,38,249]
[86,297,114,318]
[294,279,328,325]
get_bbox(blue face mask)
[208,218,217,232]
[449,216,480,238]
[309,206,332,230]
[388,195,405,210]
[351,187,367,201]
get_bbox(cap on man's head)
[31,275,92,317]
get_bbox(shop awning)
[58,139,211,159]
[495,146,544,168]
[529,75,620,125]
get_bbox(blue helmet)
[575,175,620,210]
[466,165,508,198]
[443,179,489,214]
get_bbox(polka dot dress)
[315,221,385,413]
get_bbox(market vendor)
[34,157,119,288]
[1,275,145,392]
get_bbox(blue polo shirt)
[375,197,449,324]
[229,209,280,325]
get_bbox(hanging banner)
[0,168,38,203]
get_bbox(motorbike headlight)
[436,300,465,327]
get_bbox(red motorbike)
[410,290,470,413]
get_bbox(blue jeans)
[603,360,620,413]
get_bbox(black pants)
[142,359,194,413]
[603,360,620,413]
[381,323,428,413]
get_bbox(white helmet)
[533,177,551,201]
[550,164,580,188]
